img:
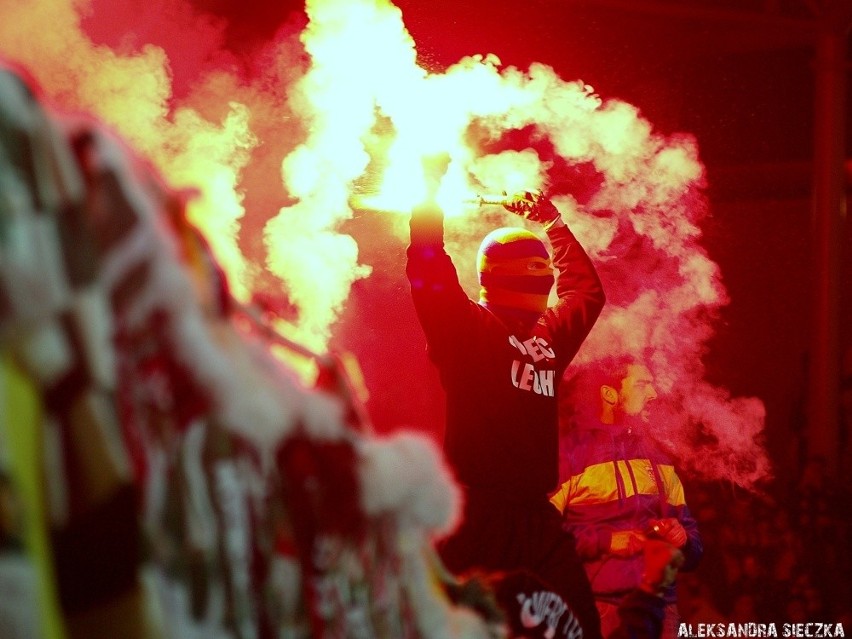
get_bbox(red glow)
[0,0,770,488]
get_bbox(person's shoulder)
[562,418,610,450]
[640,432,675,463]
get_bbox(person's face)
[618,364,658,423]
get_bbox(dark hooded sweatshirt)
[406,203,606,639]
[406,205,605,500]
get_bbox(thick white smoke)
[0,0,771,488]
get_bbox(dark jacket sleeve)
[542,223,605,370]
[552,476,613,561]
[574,521,613,561]
[552,433,614,564]
[675,503,703,571]
[405,203,478,365]
[660,464,703,571]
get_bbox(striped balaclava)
[476,227,555,320]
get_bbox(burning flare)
[0,0,770,488]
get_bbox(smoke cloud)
[0,0,771,488]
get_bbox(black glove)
[503,190,561,227]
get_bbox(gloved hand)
[648,518,688,548]
[609,530,646,557]
[639,539,685,596]
[503,190,561,227]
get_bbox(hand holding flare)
[502,190,563,229]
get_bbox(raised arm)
[503,192,605,365]
[405,159,478,364]
[406,198,471,322]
